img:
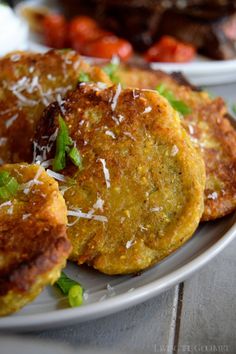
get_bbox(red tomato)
[43,14,67,49]
[69,16,104,52]
[82,35,133,61]
[145,35,196,63]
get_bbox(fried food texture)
[0,50,111,164]
[35,83,205,274]
[115,64,236,221]
[0,163,71,316]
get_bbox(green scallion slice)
[156,83,191,116]
[68,285,83,307]
[0,171,19,201]
[0,171,10,185]
[68,146,83,170]
[53,116,83,172]
[232,104,236,116]
[103,62,120,83]
[56,272,84,307]
[78,72,90,83]
[0,186,11,200]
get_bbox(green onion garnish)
[78,72,90,83]
[68,146,83,171]
[156,84,192,116]
[0,171,11,185]
[103,62,120,83]
[53,116,82,172]
[232,104,236,116]
[0,171,19,201]
[56,272,84,308]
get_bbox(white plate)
[150,59,236,86]
[0,213,236,332]
[15,0,236,86]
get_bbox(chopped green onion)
[0,171,19,201]
[68,285,83,307]
[232,104,236,116]
[171,100,192,116]
[55,272,84,307]
[78,72,90,83]
[5,177,19,195]
[68,146,83,170]
[53,116,83,172]
[0,186,11,200]
[103,62,120,83]
[156,83,192,116]
[0,171,10,185]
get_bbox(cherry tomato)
[145,35,196,63]
[43,14,67,49]
[69,16,104,52]
[82,35,133,61]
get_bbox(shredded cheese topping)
[111,84,122,111]
[98,158,111,189]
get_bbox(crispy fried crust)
[0,50,111,164]
[35,83,205,275]
[116,64,236,221]
[0,164,71,316]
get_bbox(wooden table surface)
[20,83,236,354]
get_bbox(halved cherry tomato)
[82,35,133,61]
[68,16,106,52]
[145,35,196,63]
[43,14,67,49]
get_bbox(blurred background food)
[4,0,236,61]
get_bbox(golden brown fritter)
[35,83,205,275]
[0,163,71,316]
[0,50,111,164]
[115,64,236,221]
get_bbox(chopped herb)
[156,84,192,116]
[68,146,83,171]
[78,72,90,83]
[232,104,236,116]
[53,116,83,171]
[0,171,19,201]
[56,272,83,307]
[103,62,120,83]
[171,100,192,116]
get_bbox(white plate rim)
[1,215,236,331]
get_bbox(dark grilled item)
[0,50,111,164]
[158,4,236,60]
[34,83,205,274]
[0,163,70,316]
[115,64,236,221]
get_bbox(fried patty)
[0,50,111,164]
[0,163,71,316]
[35,83,205,275]
[115,64,236,221]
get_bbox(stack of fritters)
[0,50,235,315]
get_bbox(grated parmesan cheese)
[67,209,108,223]
[98,158,111,189]
[93,196,104,211]
[105,130,116,139]
[150,206,163,212]
[111,83,122,111]
[46,169,67,182]
[5,113,18,129]
[207,192,218,200]
[142,106,152,114]
[170,145,179,156]
[123,132,136,141]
